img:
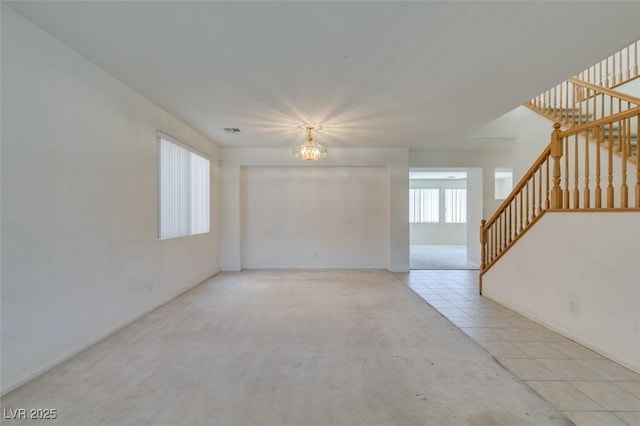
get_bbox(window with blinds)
[158,132,210,239]
[445,189,467,223]
[409,189,439,223]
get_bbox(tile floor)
[396,269,640,426]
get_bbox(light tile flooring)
[396,270,640,426]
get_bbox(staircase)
[479,40,640,291]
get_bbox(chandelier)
[293,124,327,160]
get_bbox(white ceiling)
[6,1,640,150]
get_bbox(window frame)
[444,188,467,224]
[157,130,211,240]
[409,188,440,224]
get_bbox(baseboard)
[1,271,220,396]
[483,292,640,375]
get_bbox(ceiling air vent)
[224,128,241,133]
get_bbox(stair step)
[601,127,637,136]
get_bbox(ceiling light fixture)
[293,124,327,161]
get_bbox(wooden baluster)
[621,118,629,208]
[502,214,506,250]
[489,230,493,264]
[559,84,563,122]
[625,102,640,157]
[629,115,640,207]
[586,86,591,127]
[493,222,497,260]
[573,134,579,208]
[633,41,640,76]
[618,50,623,85]
[480,220,486,271]
[491,218,500,256]
[525,181,529,226]
[577,84,583,127]
[610,96,614,121]
[545,157,551,209]
[505,203,509,244]
[512,196,517,237]
[600,88,605,121]
[564,138,570,208]
[538,165,543,214]
[554,85,558,119]
[613,52,618,86]
[618,98,622,131]
[607,121,615,207]
[591,89,597,127]
[571,84,580,127]
[497,216,502,254]
[636,127,640,207]
[518,192,523,232]
[505,204,509,245]
[487,226,493,265]
[567,82,571,123]
[532,169,537,218]
[599,61,604,86]
[627,115,631,153]
[595,127,602,208]
[551,123,563,209]
[584,131,590,208]
[626,44,631,82]
[606,56,610,87]
[502,211,506,250]
[509,203,516,242]
[503,206,511,246]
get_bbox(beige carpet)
[410,244,478,270]
[2,270,569,425]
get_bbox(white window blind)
[409,189,439,223]
[158,132,210,239]
[445,189,467,223]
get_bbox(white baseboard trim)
[483,292,640,375]
[1,271,220,396]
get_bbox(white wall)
[221,148,409,272]
[242,166,388,269]
[616,78,640,98]
[495,176,513,200]
[466,168,483,267]
[1,6,220,393]
[483,212,640,373]
[409,178,466,245]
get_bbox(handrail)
[481,40,640,294]
[480,109,639,287]
[527,78,639,131]
[568,78,640,105]
[559,105,640,137]
[484,146,552,227]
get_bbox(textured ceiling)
[6,1,640,150]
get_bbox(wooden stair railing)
[526,78,640,131]
[479,107,640,294]
[576,40,639,89]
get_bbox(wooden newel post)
[479,219,486,295]
[550,123,563,209]
[480,220,486,270]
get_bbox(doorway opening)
[409,168,480,270]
